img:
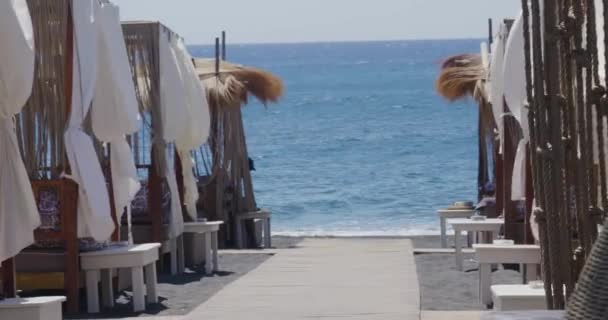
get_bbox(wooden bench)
[437,209,475,248]
[184,221,223,274]
[491,284,546,311]
[449,218,504,271]
[80,243,161,313]
[474,244,541,306]
[0,296,65,320]
[235,210,271,249]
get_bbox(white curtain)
[65,0,114,241]
[91,2,141,233]
[172,38,211,221]
[489,23,508,155]
[158,28,187,237]
[504,13,529,201]
[0,0,39,262]
[597,0,605,84]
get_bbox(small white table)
[492,284,547,311]
[449,218,504,271]
[184,221,223,275]
[80,243,161,313]
[474,244,541,306]
[235,209,271,249]
[0,296,65,320]
[437,209,476,248]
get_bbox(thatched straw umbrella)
[435,54,487,103]
[196,58,283,106]
[435,53,498,207]
[193,58,283,248]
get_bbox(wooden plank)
[413,248,475,254]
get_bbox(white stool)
[0,296,65,320]
[184,221,223,275]
[437,209,475,248]
[235,209,271,249]
[80,243,161,313]
[474,244,541,306]
[449,218,504,271]
[492,284,547,311]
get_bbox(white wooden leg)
[101,269,114,309]
[525,263,539,283]
[178,236,185,274]
[479,262,492,306]
[235,219,243,249]
[86,270,100,313]
[204,232,213,275]
[455,228,463,271]
[265,217,272,248]
[131,266,145,312]
[145,263,158,304]
[211,231,219,272]
[170,238,178,275]
[440,217,447,248]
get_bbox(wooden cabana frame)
[194,58,283,247]
[121,21,183,270]
[2,0,82,313]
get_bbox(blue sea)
[191,39,480,236]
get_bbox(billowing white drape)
[0,0,39,262]
[597,0,605,84]
[504,13,529,201]
[158,29,187,236]
[65,0,114,241]
[489,23,508,155]
[592,0,608,209]
[91,2,141,233]
[172,38,211,221]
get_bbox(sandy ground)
[412,235,523,311]
[68,237,301,319]
[65,235,525,318]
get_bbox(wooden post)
[63,3,80,313]
[149,149,163,245]
[1,259,16,298]
[488,18,493,51]
[215,37,220,76]
[63,180,80,314]
[502,112,519,242]
[525,147,535,244]
[108,146,120,242]
[221,31,226,61]
[174,150,187,220]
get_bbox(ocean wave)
[273,227,441,237]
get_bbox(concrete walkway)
[183,238,420,320]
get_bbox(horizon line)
[187,37,484,47]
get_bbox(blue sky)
[113,0,521,44]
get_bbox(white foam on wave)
[273,227,441,237]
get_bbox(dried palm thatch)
[435,54,486,102]
[194,58,283,107]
